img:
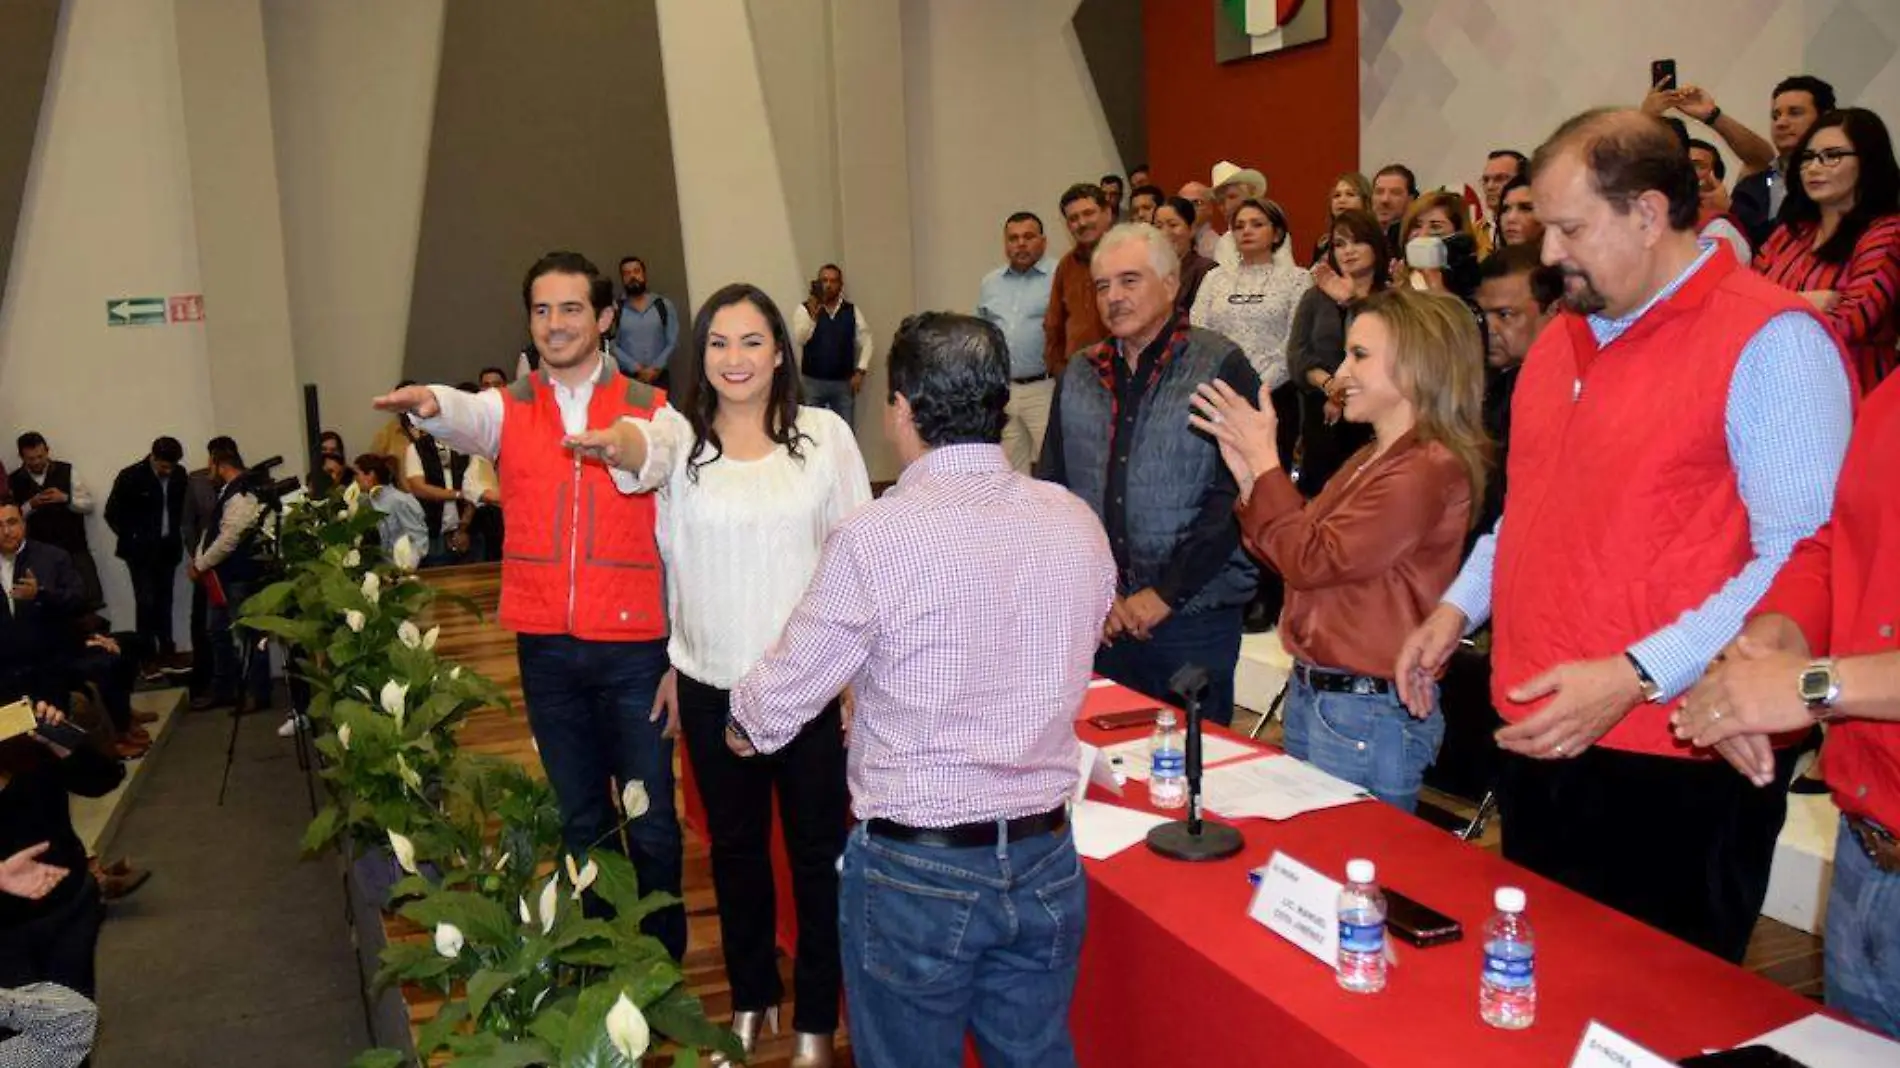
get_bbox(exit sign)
[106,297,166,326]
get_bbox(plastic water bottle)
[1148,709,1187,810]
[1480,887,1537,1029]
[1336,859,1388,993]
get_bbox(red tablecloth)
[684,681,1819,1064]
[1068,684,1817,1066]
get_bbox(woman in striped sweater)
[1754,107,1900,391]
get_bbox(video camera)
[1404,233,1490,355]
[236,455,303,502]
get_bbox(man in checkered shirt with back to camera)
[726,311,1115,1068]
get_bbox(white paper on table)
[1086,677,1115,689]
[1745,1013,1900,1067]
[1071,800,1171,860]
[1567,1022,1676,1068]
[1074,742,1124,805]
[1201,754,1373,821]
[1100,733,1262,782]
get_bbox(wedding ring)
[1212,412,1225,424]
[1710,706,1725,722]
[1552,742,1566,756]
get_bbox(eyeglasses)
[1797,148,1859,169]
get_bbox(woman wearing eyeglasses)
[1754,107,1900,390]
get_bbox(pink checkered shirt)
[730,444,1116,827]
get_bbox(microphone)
[1146,662,1244,862]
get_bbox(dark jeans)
[125,557,178,656]
[206,578,271,709]
[0,876,104,998]
[189,579,210,696]
[676,672,847,1033]
[1496,743,1800,962]
[516,633,684,960]
[840,823,1085,1068]
[65,644,138,734]
[1094,605,1244,726]
[802,375,856,432]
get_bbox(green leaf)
[441,1034,557,1068]
[527,999,576,1049]
[645,985,746,1060]
[400,890,518,948]
[238,579,298,617]
[372,939,446,991]
[414,999,469,1055]
[299,806,343,855]
[465,966,519,1025]
[673,1048,700,1068]
[560,982,643,1068]
[586,849,642,916]
[346,1049,409,1068]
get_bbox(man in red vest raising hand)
[1396,110,1854,963]
[373,251,684,960]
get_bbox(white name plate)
[1568,1021,1676,1068]
[1247,850,1341,969]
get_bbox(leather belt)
[1012,373,1051,385]
[1296,663,1394,697]
[1845,813,1900,874]
[868,804,1068,849]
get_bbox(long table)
[1069,683,1816,1066]
[680,680,1821,1065]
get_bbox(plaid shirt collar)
[1085,313,1192,397]
[894,443,1009,493]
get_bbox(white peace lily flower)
[605,993,650,1061]
[537,875,560,934]
[398,621,422,649]
[388,830,418,875]
[344,610,366,634]
[342,481,362,514]
[361,571,382,604]
[379,680,409,727]
[433,922,464,959]
[570,858,599,901]
[342,548,361,569]
[392,534,420,572]
[336,723,352,751]
[564,854,581,885]
[620,780,650,820]
[422,626,440,651]
[449,666,463,681]
[396,753,422,792]
[493,851,511,872]
[519,896,532,925]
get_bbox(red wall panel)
[1143,0,1360,263]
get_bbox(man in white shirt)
[403,421,496,565]
[791,264,874,435]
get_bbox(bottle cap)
[1345,859,1375,884]
[1495,887,1526,913]
[1155,709,1177,727]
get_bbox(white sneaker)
[276,714,307,738]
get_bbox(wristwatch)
[1626,652,1661,703]
[1798,659,1844,721]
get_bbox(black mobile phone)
[1651,58,1678,91]
[1384,887,1463,947]
[33,719,91,752]
[1679,1047,1811,1068]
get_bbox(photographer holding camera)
[186,445,271,716]
[792,265,873,434]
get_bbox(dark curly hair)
[887,312,1009,447]
[675,284,807,481]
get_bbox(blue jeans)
[1094,606,1244,726]
[1826,816,1900,1038]
[840,822,1086,1068]
[1281,667,1444,813]
[803,375,856,432]
[516,633,684,959]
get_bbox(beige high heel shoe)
[790,1031,836,1067]
[712,1006,778,1066]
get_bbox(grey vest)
[1056,326,1257,615]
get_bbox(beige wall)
[174,0,303,475]
[746,0,843,280]
[263,0,444,457]
[902,0,1121,314]
[0,0,213,633]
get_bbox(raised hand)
[371,385,441,420]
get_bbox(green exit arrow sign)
[106,297,167,326]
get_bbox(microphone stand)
[1146,663,1244,861]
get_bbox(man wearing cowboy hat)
[1210,161,1292,269]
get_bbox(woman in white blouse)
[1190,198,1314,466]
[568,283,869,1067]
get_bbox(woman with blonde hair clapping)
[1190,287,1488,811]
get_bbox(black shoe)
[189,695,230,712]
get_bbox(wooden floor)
[395,564,1824,1063]
[404,563,852,1067]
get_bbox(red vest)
[497,364,667,642]
[1492,252,1827,756]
